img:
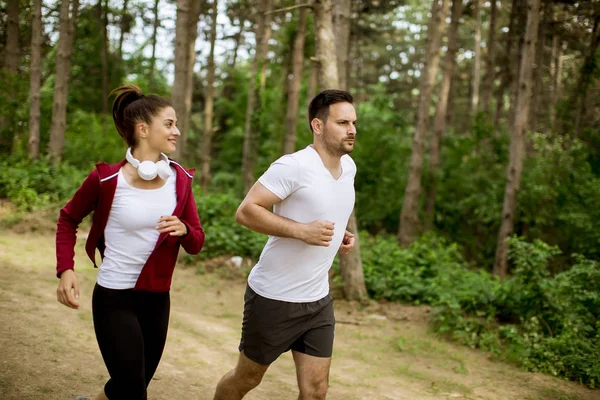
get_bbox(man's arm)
[236,182,335,247]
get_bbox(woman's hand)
[157,215,188,237]
[57,269,80,309]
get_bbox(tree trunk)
[242,0,271,194]
[334,0,351,90]
[117,0,130,63]
[307,59,319,101]
[283,6,308,155]
[470,0,482,118]
[481,0,498,115]
[200,0,218,191]
[508,0,526,127]
[314,0,366,300]
[1,0,20,152]
[28,0,43,160]
[148,0,160,91]
[48,0,80,163]
[493,0,541,280]
[314,0,339,89]
[573,15,600,137]
[230,18,245,70]
[495,0,519,126]
[5,0,19,73]
[529,1,548,133]
[99,0,109,114]
[549,33,563,133]
[425,0,463,230]
[259,2,274,92]
[398,0,451,246]
[171,0,202,160]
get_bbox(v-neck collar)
[307,145,344,181]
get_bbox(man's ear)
[311,118,323,135]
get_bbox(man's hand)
[57,269,80,309]
[339,230,355,254]
[300,220,335,246]
[157,215,188,236]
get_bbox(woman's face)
[142,106,180,154]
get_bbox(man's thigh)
[292,351,332,393]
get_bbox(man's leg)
[293,351,331,400]
[213,351,270,400]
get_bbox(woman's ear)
[136,122,148,139]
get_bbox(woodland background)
[0,0,598,389]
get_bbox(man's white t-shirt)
[248,145,356,302]
[97,168,177,289]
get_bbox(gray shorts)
[238,285,336,365]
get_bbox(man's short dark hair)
[308,90,353,132]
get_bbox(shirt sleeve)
[257,155,300,200]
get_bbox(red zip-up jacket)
[56,159,205,292]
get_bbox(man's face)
[319,102,357,156]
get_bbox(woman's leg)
[136,290,170,387]
[92,284,147,400]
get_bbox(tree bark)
[549,32,563,133]
[425,0,463,230]
[283,6,308,155]
[259,1,274,92]
[307,59,319,102]
[5,0,19,73]
[99,0,109,114]
[481,0,498,115]
[230,18,245,70]
[1,0,20,152]
[529,1,548,133]
[148,0,160,91]
[508,0,526,127]
[398,0,451,246]
[334,0,351,90]
[493,0,541,280]
[242,0,271,194]
[28,0,43,159]
[314,0,367,300]
[495,0,519,126]
[117,0,130,63]
[171,0,202,160]
[314,0,339,90]
[470,0,482,118]
[48,0,80,163]
[573,15,600,137]
[200,0,218,191]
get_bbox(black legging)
[92,283,170,400]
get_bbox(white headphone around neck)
[125,147,173,181]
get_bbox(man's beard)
[323,128,355,157]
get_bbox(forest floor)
[0,208,598,400]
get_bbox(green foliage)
[62,110,125,168]
[363,233,599,387]
[194,188,266,260]
[0,157,86,211]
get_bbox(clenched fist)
[300,220,335,247]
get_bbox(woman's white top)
[97,168,177,289]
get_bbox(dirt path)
[0,233,597,400]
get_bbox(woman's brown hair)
[109,85,172,147]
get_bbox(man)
[213,90,358,400]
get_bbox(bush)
[194,188,266,260]
[0,157,86,211]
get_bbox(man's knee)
[233,367,264,392]
[299,379,328,400]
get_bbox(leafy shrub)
[0,157,86,211]
[194,188,266,260]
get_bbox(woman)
[56,85,205,400]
